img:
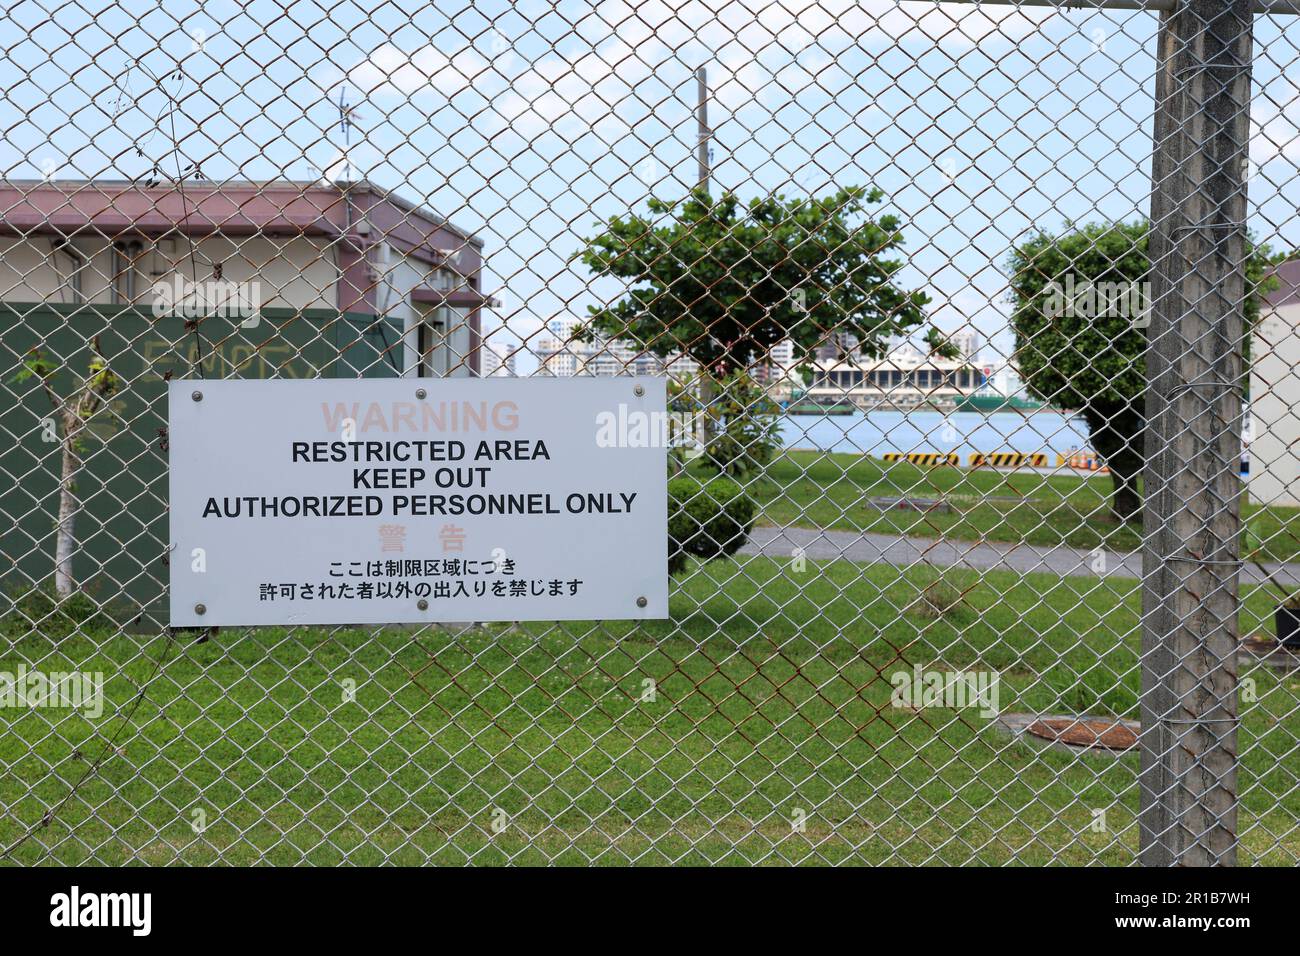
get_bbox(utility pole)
[696,66,710,193]
[1140,0,1253,866]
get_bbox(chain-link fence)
[0,0,1298,865]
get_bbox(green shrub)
[668,476,756,576]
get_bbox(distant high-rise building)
[950,328,980,359]
[535,317,698,383]
[752,339,798,391]
[479,341,516,377]
[815,331,859,362]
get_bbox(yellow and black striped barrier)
[1057,452,1109,473]
[968,452,1048,469]
[879,451,1053,469]
[881,452,959,467]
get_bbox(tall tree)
[577,186,942,392]
[1007,221,1277,522]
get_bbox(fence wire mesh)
[0,0,1298,865]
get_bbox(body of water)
[778,410,1093,460]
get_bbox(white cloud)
[587,0,1051,56]
[322,0,1058,176]
[714,45,770,111]
[1251,75,1300,166]
[833,0,1050,52]
[344,44,494,98]
[1250,115,1300,168]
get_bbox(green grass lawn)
[2,557,1298,865]
[744,449,1300,564]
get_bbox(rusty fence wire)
[0,0,1299,865]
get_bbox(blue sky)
[3,0,1298,369]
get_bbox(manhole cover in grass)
[1025,717,1138,750]
[1238,634,1300,672]
[1242,634,1300,656]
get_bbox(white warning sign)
[167,377,668,626]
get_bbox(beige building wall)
[1249,301,1300,506]
[379,255,475,378]
[0,235,338,310]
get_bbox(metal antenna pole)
[696,66,710,193]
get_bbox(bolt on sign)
[168,378,668,626]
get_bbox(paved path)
[739,524,1300,586]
